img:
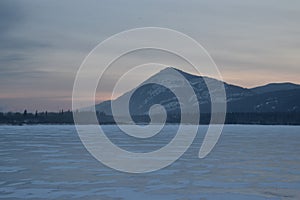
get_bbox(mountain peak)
[157,67,203,79]
[158,67,182,74]
[95,67,300,115]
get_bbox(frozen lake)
[0,125,300,199]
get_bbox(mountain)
[228,89,300,113]
[95,67,300,115]
[251,82,300,94]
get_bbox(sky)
[0,0,300,112]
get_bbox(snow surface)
[0,125,300,199]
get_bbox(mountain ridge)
[95,67,300,115]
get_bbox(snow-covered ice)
[0,125,299,199]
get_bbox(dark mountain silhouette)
[95,67,300,115]
[251,83,300,94]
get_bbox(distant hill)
[95,67,300,115]
[227,89,300,113]
[251,83,300,94]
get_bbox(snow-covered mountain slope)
[95,67,300,114]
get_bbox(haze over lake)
[1,125,299,199]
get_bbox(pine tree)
[23,109,27,117]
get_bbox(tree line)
[0,110,299,125]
